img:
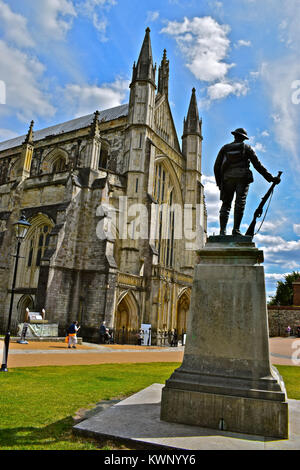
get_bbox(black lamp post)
[1,214,31,372]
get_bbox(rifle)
[245,171,282,238]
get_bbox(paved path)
[1,336,299,368]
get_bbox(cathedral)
[0,28,207,344]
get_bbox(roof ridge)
[0,103,129,152]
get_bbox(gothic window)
[166,190,175,267]
[153,162,177,268]
[52,156,66,173]
[27,224,51,268]
[17,216,53,289]
[99,144,109,170]
[40,149,69,175]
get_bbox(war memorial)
[74,130,296,449]
[160,128,288,439]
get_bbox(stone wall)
[268,306,300,337]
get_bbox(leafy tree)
[268,271,300,306]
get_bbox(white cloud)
[76,0,116,40]
[265,273,290,281]
[63,78,129,117]
[255,1,300,174]
[0,128,19,141]
[258,218,287,234]
[252,142,266,153]
[202,174,221,224]
[235,39,252,48]
[161,16,233,83]
[146,11,160,23]
[277,0,300,49]
[261,59,300,173]
[294,224,300,236]
[161,16,249,104]
[0,0,35,48]
[207,81,248,100]
[0,40,55,122]
[27,0,77,41]
[256,233,300,254]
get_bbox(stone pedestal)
[161,236,289,439]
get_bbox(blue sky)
[0,0,299,299]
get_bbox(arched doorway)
[18,295,34,323]
[116,299,129,331]
[177,290,190,338]
[115,291,139,344]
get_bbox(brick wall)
[293,280,300,306]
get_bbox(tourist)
[67,321,80,349]
[99,321,106,344]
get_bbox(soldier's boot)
[220,213,229,236]
[232,211,243,236]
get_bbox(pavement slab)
[74,384,300,450]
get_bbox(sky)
[0,0,299,299]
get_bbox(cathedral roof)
[0,103,129,153]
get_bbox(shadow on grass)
[0,417,144,450]
[0,417,74,449]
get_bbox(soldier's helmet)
[231,128,249,140]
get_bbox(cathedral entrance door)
[115,292,139,344]
[18,295,34,323]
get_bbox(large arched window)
[17,215,54,289]
[52,156,67,173]
[99,142,110,170]
[40,149,68,175]
[153,161,180,268]
[27,224,51,268]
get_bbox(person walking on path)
[67,321,80,349]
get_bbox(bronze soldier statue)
[214,128,281,236]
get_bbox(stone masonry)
[0,29,207,343]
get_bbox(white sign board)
[141,324,152,346]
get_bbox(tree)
[268,271,300,306]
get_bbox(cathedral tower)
[182,89,206,270]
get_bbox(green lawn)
[0,363,299,450]
[276,365,300,400]
[0,362,179,450]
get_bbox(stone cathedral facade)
[0,29,207,343]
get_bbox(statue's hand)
[272,175,281,185]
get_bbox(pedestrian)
[105,327,111,344]
[173,329,178,347]
[100,321,106,344]
[67,321,80,349]
[171,329,178,347]
[137,329,143,346]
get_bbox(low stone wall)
[268,306,300,337]
[17,323,58,338]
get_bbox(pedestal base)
[161,382,288,439]
[161,237,289,439]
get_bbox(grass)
[276,365,300,400]
[0,363,299,450]
[0,362,179,450]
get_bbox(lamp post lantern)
[1,214,31,372]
